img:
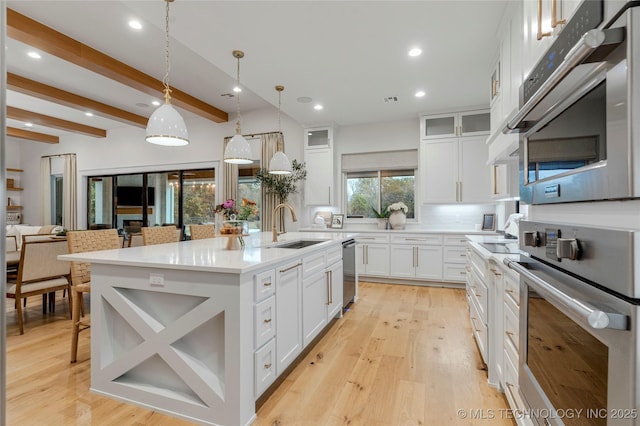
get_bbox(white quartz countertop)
[59,231,357,275]
[300,227,498,235]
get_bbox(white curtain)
[261,133,282,232]
[62,154,77,230]
[39,157,51,225]
[222,136,238,203]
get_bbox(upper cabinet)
[487,1,523,164]
[522,0,581,79]
[420,110,490,140]
[304,126,334,206]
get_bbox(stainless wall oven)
[505,1,640,204]
[505,220,640,425]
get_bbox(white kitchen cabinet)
[491,161,519,200]
[420,110,490,140]
[466,244,489,366]
[304,127,334,206]
[302,269,328,347]
[389,234,442,281]
[421,135,492,204]
[326,259,343,320]
[356,234,390,277]
[442,235,469,282]
[254,338,276,397]
[275,259,303,375]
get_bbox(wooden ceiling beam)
[7,106,107,138]
[7,127,59,144]
[8,73,148,128]
[7,8,229,124]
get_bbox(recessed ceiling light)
[233,86,242,93]
[151,100,161,106]
[415,90,426,98]
[24,122,33,127]
[128,20,142,30]
[313,104,324,111]
[27,51,41,59]
[85,112,94,117]
[408,47,422,57]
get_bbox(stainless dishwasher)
[342,238,357,309]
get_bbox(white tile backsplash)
[418,204,497,230]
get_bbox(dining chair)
[6,235,17,252]
[189,224,216,240]
[127,232,143,247]
[6,239,71,335]
[141,225,180,246]
[66,228,121,363]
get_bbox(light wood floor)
[5,282,513,425]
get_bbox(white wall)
[11,107,304,229]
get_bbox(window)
[50,175,63,225]
[346,169,415,219]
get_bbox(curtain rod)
[41,153,76,158]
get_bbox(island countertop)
[59,231,357,274]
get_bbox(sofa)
[6,224,64,250]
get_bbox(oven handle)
[504,258,629,331]
[504,27,622,134]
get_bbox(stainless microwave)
[505,0,640,205]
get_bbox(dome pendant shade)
[268,150,292,174]
[146,104,190,146]
[224,134,253,164]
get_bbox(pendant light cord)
[277,87,283,151]
[163,0,172,104]
[235,54,242,135]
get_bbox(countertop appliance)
[505,220,640,425]
[505,1,640,204]
[342,238,357,309]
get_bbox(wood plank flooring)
[5,282,513,425]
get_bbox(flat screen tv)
[116,186,155,206]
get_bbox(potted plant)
[372,207,390,229]
[255,159,307,203]
[386,201,408,230]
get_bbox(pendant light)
[268,85,293,175]
[145,0,190,146]
[223,50,252,164]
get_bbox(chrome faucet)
[272,203,298,242]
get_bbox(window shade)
[342,149,418,172]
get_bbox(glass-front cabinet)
[420,110,490,140]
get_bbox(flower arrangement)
[237,198,259,221]
[372,206,390,218]
[214,199,238,219]
[387,202,409,214]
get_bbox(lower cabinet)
[302,270,328,347]
[254,338,276,396]
[275,259,303,376]
[442,235,469,282]
[357,234,390,277]
[389,245,442,280]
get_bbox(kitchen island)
[59,231,354,426]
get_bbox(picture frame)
[331,214,344,229]
[481,213,496,231]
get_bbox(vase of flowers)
[387,202,408,230]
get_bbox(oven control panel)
[519,220,638,298]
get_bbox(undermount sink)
[272,240,326,249]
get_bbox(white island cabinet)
[59,231,353,426]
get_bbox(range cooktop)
[479,242,520,254]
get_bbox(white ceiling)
[5,0,508,141]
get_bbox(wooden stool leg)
[70,288,81,363]
[17,297,24,335]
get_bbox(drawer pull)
[264,363,272,369]
[460,239,467,243]
[506,331,516,337]
[506,288,515,293]
[459,271,467,275]
[280,262,302,273]
[263,281,272,287]
[474,293,481,298]
[263,318,272,324]
[459,253,467,257]
[506,382,515,389]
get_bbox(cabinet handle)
[366,245,369,264]
[326,271,332,305]
[459,253,467,257]
[506,331,516,337]
[506,288,515,294]
[263,318,272,324]
[405,238,428,242]
[415,247,419,268]
[537,0,552,40]
[264,363,272,369]
[490,268,502,276]
[328,186,331,203]
[459,239,467,243]
[459,181,462,201]
[551,0,566,28]
[280,262,302,273]
[459,271,467,275]
[263,281,272,287]
[475,293,482,298]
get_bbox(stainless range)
[505,220,640,426]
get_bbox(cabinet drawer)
[255,296,276,348]
[254,269,275,302]
[469,296,488,365]
[443,263,467,282]
[503,347,521,410]
[468,246,488,282]
[389,234,442,245]
[326,244,342,265]
[356,234,389,244]
[504,300,519,353]
[303,251,326,278]
[443,246,468,263]
[467,267,487,324]
[443,235,469,246]
[254,338,276,397]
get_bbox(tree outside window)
[346,169,415,219]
